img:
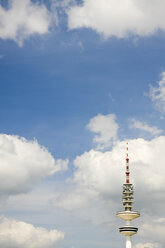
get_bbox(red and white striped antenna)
[126,142,130,184]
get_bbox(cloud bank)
[0,0,51,45]
[53,135,165,246]
[72,136,165,204]
[0,134,68,196]
[0,216,64,248]
[67,0,165,38]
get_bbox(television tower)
[116,143,140,248]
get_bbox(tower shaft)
[126,236,132,248]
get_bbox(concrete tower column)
[126,236,132,248]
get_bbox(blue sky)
[1,31,165,156]
[1,1,165,248]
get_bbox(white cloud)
[67,0,165,38]
[138,218,165,246]
[134,243,160,248]
[0,134,68,196]
[0,0,51,45]
[130,119,162,136]
[53,186,98,211]
[52,136,165,231]
[156,218,165,223]
[73,148,122,194]
[149,71,165,114]
[86,113,118,149]
[74,136,165,201]
[0,216,64,248]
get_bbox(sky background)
[1,0,165,248]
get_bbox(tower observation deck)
[116,143,140,248]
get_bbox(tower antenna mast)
[116,142,140,248]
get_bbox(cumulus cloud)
[130,119,162,136]
[52,136,165,232]
[149,71,165,114]
[0,0,51,45]
[0,134,68,196]
[50,113,165,246]
[73,136,165,210]
[86,113,118,150]
[67,0,165,38]
[134,243,160,248]
[0,216,64,248]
